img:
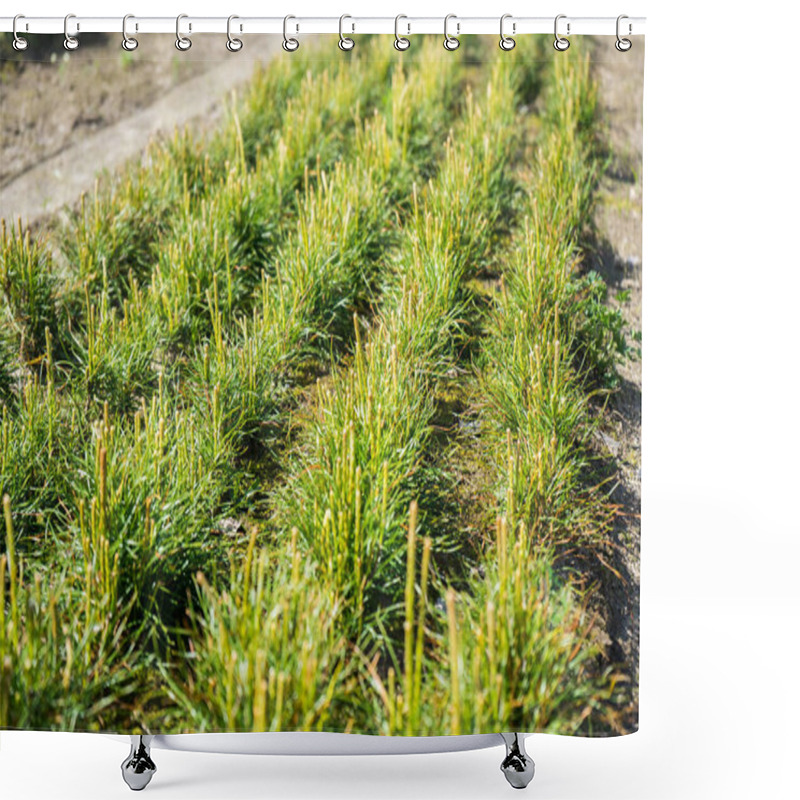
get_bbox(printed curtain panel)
[0,31,642,740]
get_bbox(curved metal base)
[114,731,533,790]
[500,733,535,789]
[121,735,157,791]
[109,731,505,756]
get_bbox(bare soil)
[0,33,280,226]
[587,39,644,724]
[0,35,213,187]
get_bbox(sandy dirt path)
[0,39,280,227]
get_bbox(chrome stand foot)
[121,735,157,791]
[500,733,535,789]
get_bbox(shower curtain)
[0,29,642,739]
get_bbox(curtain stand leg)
[500,733,535,789]
[121,734,157,791]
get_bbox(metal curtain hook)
[64,13,79,51]
[443,14,460,51]
[554,14,570,51]
[227,15,243,51]
[394,14,410,51]
[283,15,299,51]
[499,14,515,51]
[616,14,632,51]
[339,14,355,51]
[122,14,139,51]
[12,14,29,51]
[175,13,192,51]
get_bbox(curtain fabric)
[0,32,643,737]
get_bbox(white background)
[2,1,799,798]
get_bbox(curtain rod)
[0,16,646,37]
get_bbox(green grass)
[0,370,86,550]
[0,220,64,367]
[359,515,618,735]
[1,493,140,730]
[161,528,354,732]
[481,53,621,547]
[60,45,368,309]
[271,58,526,632]
[350,49,628,737]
